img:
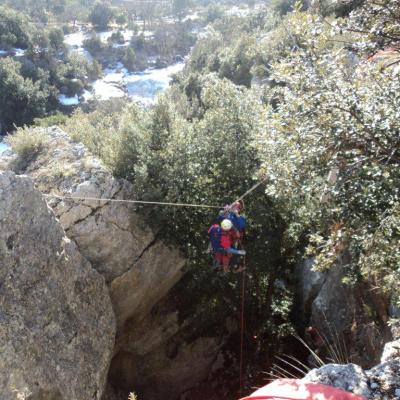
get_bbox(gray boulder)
[304,339,400,399]
[0,171,116,400]
[304,363,371,398]
[367,361,400,400]
[381,340,400,363]
[365,339,400,399]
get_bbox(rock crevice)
[1,127,214,400]
[0,171,116,400]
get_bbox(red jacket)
[220,228,239,249]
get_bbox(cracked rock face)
[0,171,115,400]
[3,127,186,333]
[301,254,391,368]
[2,128,192,398]
[109,303,223,400]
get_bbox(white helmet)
[221,219,233,231]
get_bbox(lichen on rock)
[0,171,116,400]
[303,339,400,400]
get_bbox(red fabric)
[215,252,231,267]
[208,224,219,234]
[307,327,324,348]
[240,379,366,400]
[220,229,240,248]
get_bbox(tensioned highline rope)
[43,194,221,209]
[232,175,268,205]
[43,176,268,210]
[44,178,266,391]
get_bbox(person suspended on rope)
[217,201,247,272]
[218,200,246,239]
[208,218,245,273]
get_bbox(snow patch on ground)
[84,62,184,103]
[0,141,10,155]
[58,94,80,106]
[63,28,185,104]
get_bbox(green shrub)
[123,47,136,71]
[109,30,125,45]
[33,112,69,128]
[115,13,128,26]
[63,78,84,96]
[83,34,105,55]
[89,3,114,29]
[0,58,50,132]
[8,126,49,159]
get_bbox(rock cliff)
[296,255,392,368]
[1,127,186,333]
[0,171,115,400]
[1,127,224,399]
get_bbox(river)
[0,140,9,155]
[62,28,185,105]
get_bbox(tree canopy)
[89,2,114,29]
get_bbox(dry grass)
[7,126,49,159]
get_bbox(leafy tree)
[115,13,128,26]
[89,2,114,29]
[87,59,102,80]
[0,6,32,49]
[0,58,51,132]
[172,0,191,20]
[48,28,65,52]
[109,30,125,45]
[205,3,223,23]
[83,33,105,55]
[255,10,400,302]
[218,36,257,86]
[347,0,400,50]
[271,0,297,15]
[123,47,136,71]
[63,75,293,377]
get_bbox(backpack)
[208,224,222,252]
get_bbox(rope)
[43,194,221,209]
[239,257,246,393]
[44,178,261,392]
[230,176,268,208]
[43,176,268,210]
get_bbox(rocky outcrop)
[0,171,115,400]
[2,127,186,334]
[1,127,224,400]
[304,364,371,398]
[303,339,400,399]
[296,255,391,368]
[295,258,326,328]
[110,302,225,400]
